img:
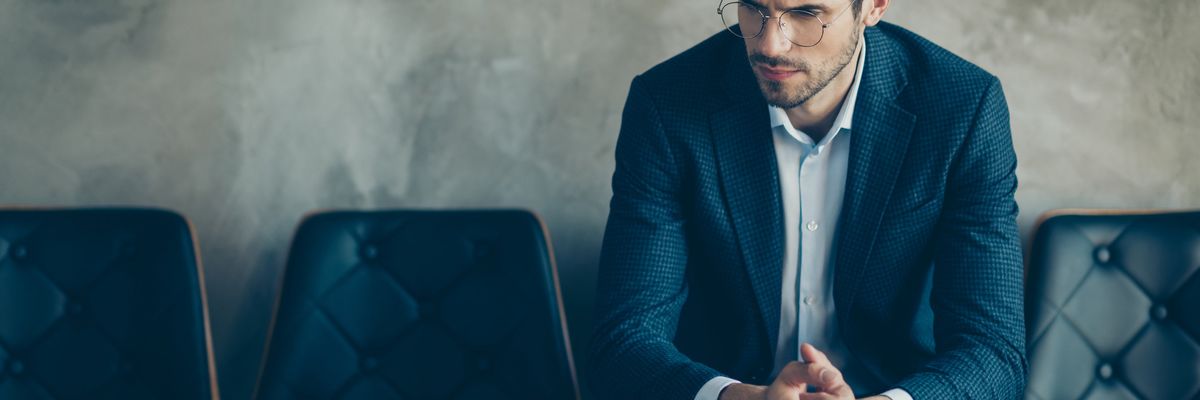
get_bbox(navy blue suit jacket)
[589,23,1027,399]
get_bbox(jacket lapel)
[833,28,916,329]
[711,41,785,355]
[708,27,917,360]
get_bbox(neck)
[784,36,863,140]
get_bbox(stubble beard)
[753,30,861,109]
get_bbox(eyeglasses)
[718,1,854,47]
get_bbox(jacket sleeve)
[895,77,1029,399]
[587,76,724,399]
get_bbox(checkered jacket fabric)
[589,22,1027,400]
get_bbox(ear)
[860,0,890,27]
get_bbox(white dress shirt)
[695,37,912,400]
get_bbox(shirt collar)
[769,35,866,145]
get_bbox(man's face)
[741,0,861,108]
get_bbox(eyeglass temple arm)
[822,2,855,27]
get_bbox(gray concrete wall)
[0,0,1196,398]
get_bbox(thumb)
[800,343,839,388]
[800,343,830,365]
[771,362,809,392]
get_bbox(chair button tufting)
[1094,246,1111,264]
[11,244,29,262]
[119,361,135,375]
[120,243,138,258]
[1097,362,1113,380]
[68,302,84,316]
[1152,304,1168,320]
[360,357,378,372]
[419,302,437,320]
[361,245,379,261]
[472,242,490,261]
[8,360,24,376]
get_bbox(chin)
[757,81,798,106]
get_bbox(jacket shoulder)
[876,22,1000,92]
[873,22,1002,120]
[631,31,739,112]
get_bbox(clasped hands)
[719,343,887,400]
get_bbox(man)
[588,0,1027,399]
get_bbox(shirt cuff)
[879,388,913,400]
[694,376,741,400]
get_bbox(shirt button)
[806,221,819,232]
[803,296,814,306]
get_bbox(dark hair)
[852,0,864,17]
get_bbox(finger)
[795,393,839,400]
[800,343,843,387]
[800,344,851,394]
[774,361,811,389]
[806,361,844,389]
[766,381,807,400]
[800,342,831,365]
[826,381,855,398]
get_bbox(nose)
[753,16,793,59]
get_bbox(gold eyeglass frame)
[717,1,854,47]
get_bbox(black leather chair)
[255,210,580,400]
[0,208,219,399]
[1025,210,1200,400]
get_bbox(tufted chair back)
[0,208,219,399]
[1025,210,1200,400]
[255,210,579,399]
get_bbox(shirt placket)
[797,141,818,361]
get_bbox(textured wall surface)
[0,0,1196,398]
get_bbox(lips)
[756,64,801,81]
